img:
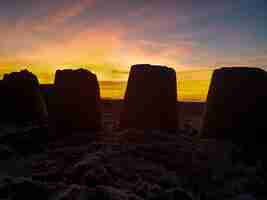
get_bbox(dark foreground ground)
[0,101,266,200]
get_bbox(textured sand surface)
[0,102,266,200]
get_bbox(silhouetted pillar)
[202,67,267,141]
[49,69,101,133]
[120,64,178,131]
[0,70,48,123]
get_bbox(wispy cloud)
[32,0,96,31]
[0,0,192,74]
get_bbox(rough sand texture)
[0,101,266,200]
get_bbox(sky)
[0,0,267,101]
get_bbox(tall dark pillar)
[120,64,178,131]
[202,67,267,142]
[49,69,101,134]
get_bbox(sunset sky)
[0,0,267,101]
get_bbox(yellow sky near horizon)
[0,67,213,102]
[100,79,211,102]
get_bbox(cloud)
[0,0,97,39]
[32,0,97,31]
[0,0,193,72]
[0,0,98,62]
